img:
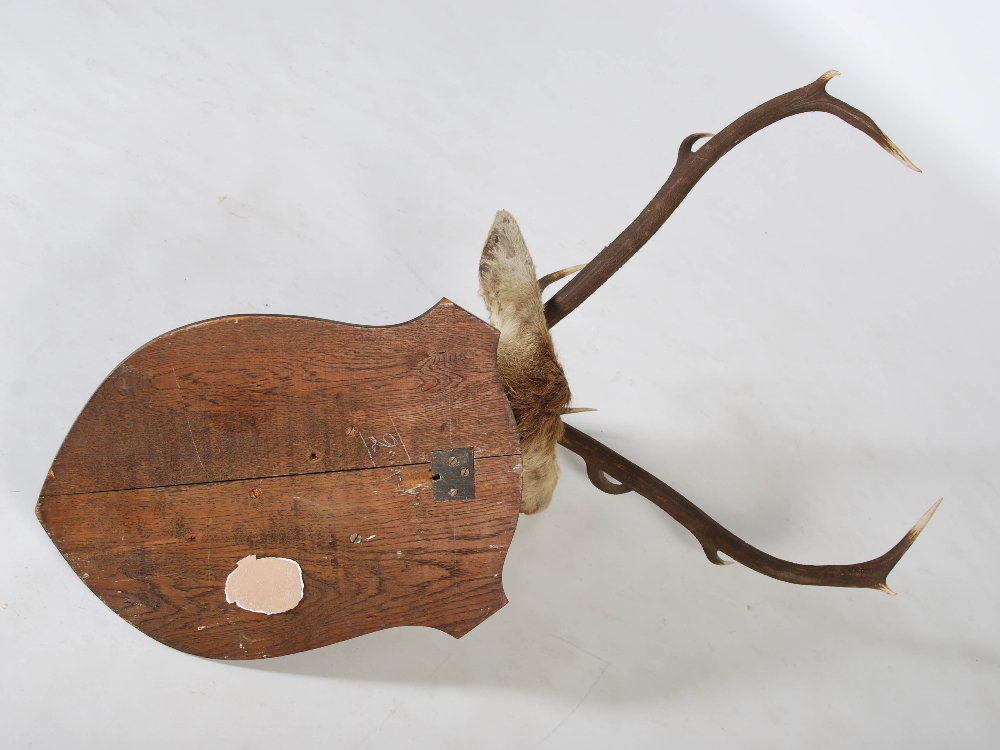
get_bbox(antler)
[543,70,919,328]
[561,423,940,593]
[481,72,938,590]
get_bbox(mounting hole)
[431,473,441,481]
[309,452,318,460]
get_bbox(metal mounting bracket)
[430,447,476,501]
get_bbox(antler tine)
[560,422,940,592]
[538,264,588,293]
[544,70,920,328]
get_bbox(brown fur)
[479,211,571,514]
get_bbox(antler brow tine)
[560,422,941,592]
[544,70,920,327]
[538,264,588,293]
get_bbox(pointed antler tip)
[870,498,941,596]
[680,132,716,155]
[538,263,589,293]
[880,135,922,172]
[702,545,735,566]
[813,71,922,173]
[899,154,922,173]
[910,498,943,538]
[813,68,922,173]
[820,69,841,83]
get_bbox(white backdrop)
[2,2,998,747]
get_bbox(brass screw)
[248,487,262,499]
[350,533,361,544]
[448,488,458,497]
[447,456,458,466]
[460,467,470,477]
[346,425,357,437]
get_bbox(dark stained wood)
[36,300,523,659]
[37,457,520,659]
[42,299,519,496]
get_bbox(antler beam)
[560,422,940,593]
[543,71,919,327]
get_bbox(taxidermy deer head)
[479,71,939,592]
[36,70,942,661]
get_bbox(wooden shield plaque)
[36,300,522,659]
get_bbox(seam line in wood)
[40,454,520,499]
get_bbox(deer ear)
[478,210,571,515]
[478,210,545,336]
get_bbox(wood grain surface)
[41,299,519,496]
[36,300,523,658]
